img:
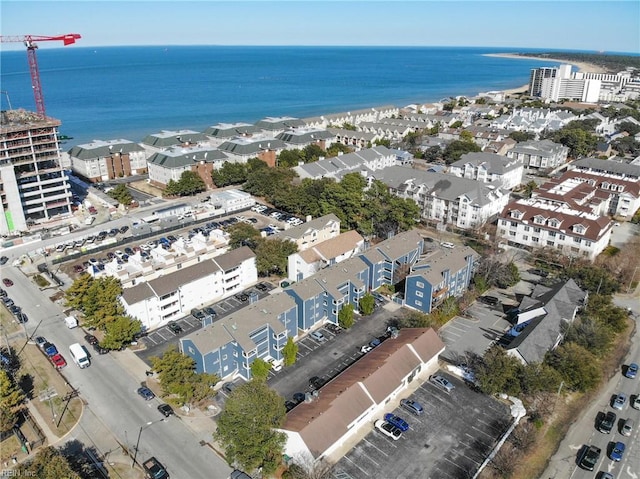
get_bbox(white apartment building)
[67,139,148,182]
[293,146,397,180]
[208,189,255,213]
[147,146,228,188]
[0,110,73,234]
[449,152,524,190]
[374,166,510,229]
[272,214,341,251]
[506,139,569,170]
[203,122,261,147]
[120,246,257,331]
[498,198,613,261]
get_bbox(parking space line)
[341,456,371,477]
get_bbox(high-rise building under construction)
[0,109,72,234]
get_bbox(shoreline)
[484,53,608,74]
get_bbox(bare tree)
[287,453,335,479]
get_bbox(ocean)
[0,46,554,146]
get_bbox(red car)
[50,353,67,369]
[2,278,13,287]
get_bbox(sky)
[1,0,639,53]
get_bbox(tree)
[107,184,133,205]
[0,369,25,433]
[215,380,287,475]
[102,315,142,351]
[475,346,523,396]
[617,120,640,136]
[282,337,298,366]
[64,273,94,311]
[250,358,271,381]
[546,342,601,392]
[509,131,535,142]
[338,304,355,329]
[450,120,463,129]
[151,347,219,405]
[359,293,375,316]
[373,138,391,148]
[15,446,81,479]
[443,139,481,164]
[550,127,598,158]
[227,222,261,250]
[212,161,249,187]
[423,146,442,162]
[255,238,298,277]
[302,144,325,163]
[524,180,538,198]
[164,170,206,197]
[325,143,352,157]
[278,149,305,168]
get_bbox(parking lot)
[333,371,512,479]
[267,300,405,405]
[135,282,275,362]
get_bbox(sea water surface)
[0,46,555,145]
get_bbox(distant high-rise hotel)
[0,110,72,234]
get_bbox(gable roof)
[68,139,144,160]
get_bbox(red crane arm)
[0,33,81,117]
[0,34,81,45]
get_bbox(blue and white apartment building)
[180,229,478,381]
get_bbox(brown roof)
[283,328,444,457]
[313,230,364,260]
[121,282,154,305]
[147,260,222,297]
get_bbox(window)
[534,228,541,233]
[415,300,422,307]
[524,226,530,232]
[416,291,423,298]
[549,231,556,237]
[559,235,565,241]
[523,235,528,240]
[573,237,581,244]
[222,354,228,360]
[532,237,539,243]
[416,281,424,288]
[509,231,516,237]
[547,240,554,246]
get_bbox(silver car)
[612,392,627,410]
[429,374,455,393]
[621,418,634,436]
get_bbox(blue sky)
[1,1,638,53]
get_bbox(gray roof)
[212,246,255,272]
[68,139,144,160]
[509,139,567,156]
[507,279,587,364]
[185,292,295,353]
[326,128,376,141]
[411,246,478,285]
[454,152,522,174]
[218,137,288,156]
[570,157,640,178]
[276,129,334,145]
[294,146,393,179]
[147,146,228,169]
[142,130,208,148]
[272,214,341,242]
[255,117,305,131]
[203,122,260,138]
[371,229,424,261]
[374,166,507,207]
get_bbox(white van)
[69,343,90,368]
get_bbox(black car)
[0,256,8,265]
[309,376,324,389]
[119,225,129,234]
[191,309,205,320]
[108,228,119,237]
[157,403,174,417]
[529,268,549,278]
[235,293,249,302]
[285,400,297,412]
[167,321,183,334]
[92,342,108,355]
[598,411,616,433]
[479,295,499,306]
[203,306,217,317]
[84,334,99,346]
[578,445,601,471]
[292,392,306,403]
[255,283,268,292]
[0,288,6,297]
[16,313,28,324]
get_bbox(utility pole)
[56,387,79,428]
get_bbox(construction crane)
[0,33,81,117]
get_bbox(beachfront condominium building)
[0,110,73,234]
[147,145,229,189]
[449,152,524,190]
[67,139,148,182]
[529,65,601,103]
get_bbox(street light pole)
[131,418,165,468]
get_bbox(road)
[541,290,640,479]
[2,262,232,479]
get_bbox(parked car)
[429,374,455,393]
[2,279,13,287]
[157,403,174,417]
[579,445,601,471]
[50,353,67,369]
[34,336,47,349]
[633,395,640,410]
[255,282,269,292]
[610,441,625,461]
[292,392,306,403]
[310,331,326,342]
[84,334,99,346]
[400,398,424,416]
[598,411,616,433]
[203,306,217,317]
[119,226,129,234]
[621,417,634,436]
[612,393,627,410]
[167,321,183,334]
[374,419,402,440]
[479,295,499,306]
[285,400,297,412]
[624,362,638,379]
[440,242,455,249]
[191,308,205,320]
[309,376,324,389]
[0,256,8,265]
[383,413,409,432]
[137,387,155,401]
[92,342,109,355]
[529,268,549,277]
[43,343,58,357]
[360,345,373,354]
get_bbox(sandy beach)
[484,53,608,74]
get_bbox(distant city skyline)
[1,0,638,53]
